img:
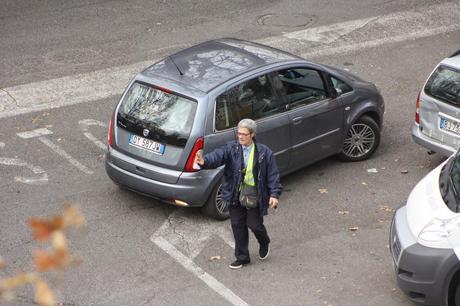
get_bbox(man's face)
[237,128,254,146]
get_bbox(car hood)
[406,158,456,243]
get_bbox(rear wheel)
[338,115,380,162]
[202,183,229,220]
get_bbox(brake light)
[154,85,172,94]
[108,112,115,147]
[415,92,421,124]
[184,137,204,172]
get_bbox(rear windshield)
[117,82,197,147]
[425,65,460,106]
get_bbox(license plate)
[129,134,165,154]
[440,116,460,136]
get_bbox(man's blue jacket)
[202,140,283,216]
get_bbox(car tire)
[202,182,229,220]
[338,115,380,162]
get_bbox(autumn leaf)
[33,248,71,272]
[0,273,36,289]
[62,204,85,229]
[28,217,64,241]
[34,279,55,306]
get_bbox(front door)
[274,67,343,171]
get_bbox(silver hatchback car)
[412,50,460,156]
[105,38,385,219]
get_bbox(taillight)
[415,92,421,124]
[108,112,115,147]
[184,137,204,172]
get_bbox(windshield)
[117,82,197,147]
[440,152,460,212]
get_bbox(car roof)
[141,38,302,93]
[441,52,460,69]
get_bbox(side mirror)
[334,87,343,97]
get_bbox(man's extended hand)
[194,150,204,166]
[268,197,278,209]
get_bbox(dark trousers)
[229,204,270,262]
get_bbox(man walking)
[194,119,282,269]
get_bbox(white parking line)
[78,119,108,150]
[0,157,48,185]
[0,2,459,119]
[17,128,94,175]
[152,236,249,306]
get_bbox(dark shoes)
[229,260,250,269]
[259,244,270,260]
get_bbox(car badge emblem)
[143,129,149,137]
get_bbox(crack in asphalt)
[0,87,19,110]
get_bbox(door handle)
[292,116,303,125]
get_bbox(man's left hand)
[268,197,278,209]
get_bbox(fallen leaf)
[361,182,368,186]
[349,226,359,231]
[51,231,67,251]
[0,273,36,289]
[318,188,328,194]
[338,210,349,215]
[28,217,64,241]
[209,256,221,261]
[34,279,56,306]
[33,248,70,272]
[62,204,85,229]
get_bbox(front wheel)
[338,115,380,162]
[202,183,229,220]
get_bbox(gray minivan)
[105,38,385,219]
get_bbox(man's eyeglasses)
[237,132,251,137]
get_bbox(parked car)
[105,38,384,219]
[390,150,460,305]
[412,50,460,156]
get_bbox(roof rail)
[449,50,460,58]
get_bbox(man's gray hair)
[238,118,257,134]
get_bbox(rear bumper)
[411,122,456,157]
[390,205,460,305]
[105,148,220,207]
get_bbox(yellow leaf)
[318,188,328,194]
[52,231,67,251]
[62,204,85,229]
[35,279,56,306]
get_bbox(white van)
[390,151,460,305]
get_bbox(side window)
[215,73,285,130]
[277,68,327,108]
[330,76,353,94]
[425,65,460,106]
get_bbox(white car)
[390,151,460,305]
[411,50,460,157]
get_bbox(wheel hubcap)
[343,123,375,158]
[215,184,227,214]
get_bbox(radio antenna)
[169,56,183,76]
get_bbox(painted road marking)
[78,119,108,150]
[152,210,234,259]
[152,236,249,306]
[150,210,240,305]
[17,128,94,175]
[1,2,460,119]
[0,141,48,184]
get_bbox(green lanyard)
[243,145,255,186]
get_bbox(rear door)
[421,64,460,150]
[113,81,198,183]
[274,67,343,171]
